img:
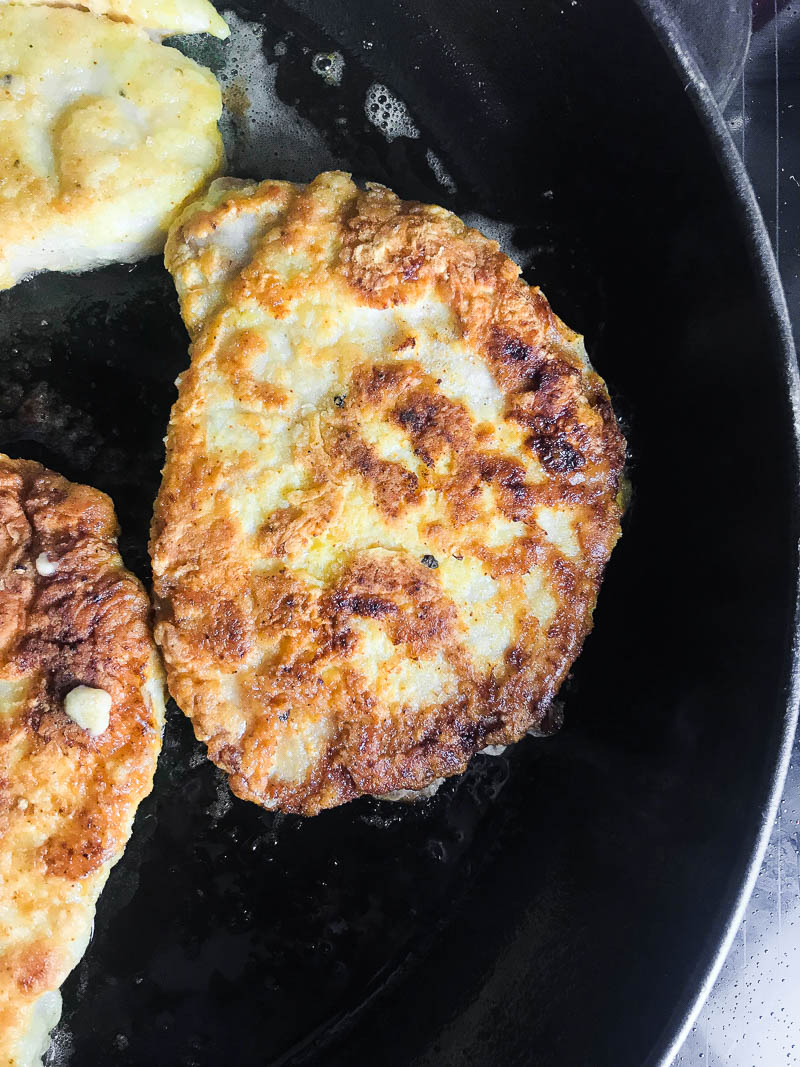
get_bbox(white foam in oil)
[425,148,456,193]
[212,11,338,179]
[42,1017,73,1067]
[364,83,420,141]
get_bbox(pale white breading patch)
[63,686,112,737]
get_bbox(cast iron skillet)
[1,0,797,1064]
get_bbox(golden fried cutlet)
[0,6,224,290]
[151,171,625,815]
[0,456,165,1067]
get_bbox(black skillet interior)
[2,0,796,1064]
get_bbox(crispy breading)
[0,6,224,290]
[152,171,625,815]
[0,456,165,1067]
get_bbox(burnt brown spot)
[507,358,619,479]
[325,423,420,519]
[216,743,243,774]
[392,388,472,467]
[506,645,528,671]
[531,434,586,474]
[334,593,394,619]
[485,326,548,392]
[204,600,252,662]
[349,361,415,405]
[479,453,539,523]
[251,571,315,642]
[322,553,456,659]
[395,405,430,436]
[402,251,425,281]
[42,831,106,880]
[495,330,536,362]
[9,943,57,994]
[331,628,354,653]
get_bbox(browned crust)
[153,171,625,815]
[0,454,163,1055]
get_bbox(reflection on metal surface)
[654,0,751,106]
[675,3,800,1062]
[677,754,800,1062]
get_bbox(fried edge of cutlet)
[152,171,626,815]
[0,454,165,1064]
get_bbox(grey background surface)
[674,4,800,1062]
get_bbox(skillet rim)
[634,2,800,1062]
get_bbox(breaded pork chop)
[0,6,223,290]
[152,171,625,815]
[0,0,229,39]
[0,457,165,1067]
